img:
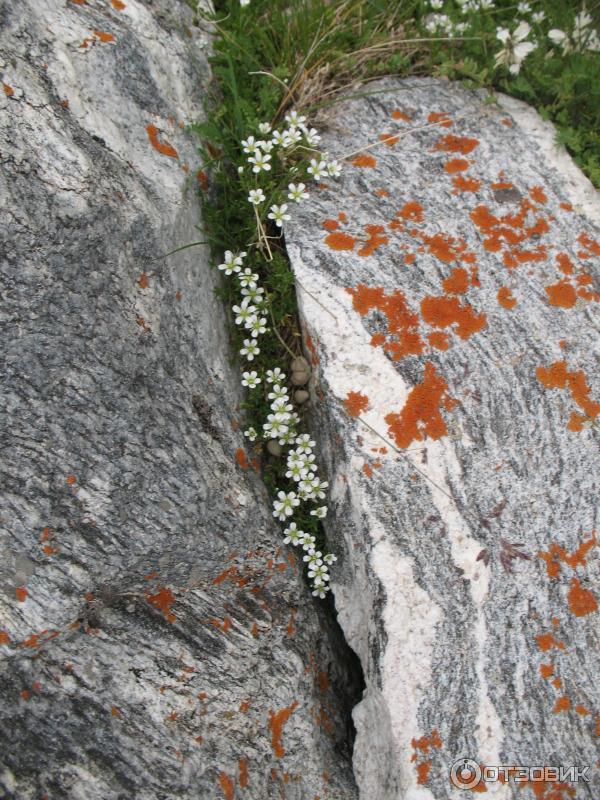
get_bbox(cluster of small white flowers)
[494,21,536,74]
[221,111,343,599]
[548,8,600,53]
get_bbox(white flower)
[268,384,289,401]
[263,418,288,439]
[288,182,309,202]
[303,127,321,146]
[549,9,600,53]
[258,122,272,134]
[238,166,244,174]
[272,490,300,521]
[278,428,297,447]
[244,427,257,441]
[248,188,266,205]
[327,159,342,178]
[240,0,250,6]
[430,0,443,8]
[299,452,316,472]
[310,506,328,519]
[248,151,272,173]
[312,584,330,599]
[531,10,545,23]
[232,300,257,325]
[266,367,286,384]
[241,135,259,154]
[304,550,323,565]
[286,127,303,145]
[310,476,329,500]
[308,564,330,585]
[285,110,306,127]
[286,461,307,481]
[241,285,265,303]
[271,397,293,414]
[268,204,291,227]
[295,434,315,454]
[242,370,261,389]
[249,316,267,338]
[494,21,536,74]
[260,140,274,153]
[218,250,246,275]
[271,130,291,147]
[323,553,337,566]
[283,522,303,545]
[517,0,530,12]
[479,0,494,7]
[238,269,259,289]
[300,533,316,550]
[307,159,328,180]
[240,338,260,360]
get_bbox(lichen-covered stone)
[286,78,600,800]
[0,3,359,797]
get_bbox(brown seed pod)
[294,389,309,405]
[266,439,282,456]
[291,356,309,373]
[291,371,309,386]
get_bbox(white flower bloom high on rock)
[494,21,536,74]
[240,339,260,360]
[268,204,291,227]
[272,491,300,521]
[248,151,271,173]
[288,183,309,203]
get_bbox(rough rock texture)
[285,78,600,800]
[0,2,359,798]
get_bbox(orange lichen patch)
[111,705,121,717]
[325,231,356,251]
[0,631,9,645]
[93,30,116,43]
[540,663,554,679]
[196,169,209,191]
[491,181,514,190]
[235,448,249,470]
[358,224,389,257]
[575,704,589,715]
[536,361,600,428]
[317,671,330,692]
[497,287,517,309]
[442,267,469,294]
[363,463,373,478]
[452,175,481,194]
[419,231,465,263]
[347,284,424,361]
[412,729,442,754]
[111,0,126,8]
[146,124,178,159]
[268,701,299,758]
[322,218,339,231]
[560,202,573,211]
[391,109,411,121]
[138,272,149,289]
[385,362,453,448]
[556,253,574,275]
[427,331,450,351]
[146,586,176,623]
[529,185,547,204]
[428,111,452,128]
[376,189,390,197]
[421,295,486,340]
[553,696,571,713]
[596,716,600,736]
[416,762,431,785]
[380,133,399,147]
[398,201,424,223]
[500,118,513,127]
[344,391,369,417]
[545,281,577,309]
[219,772,234,800]
[15,587,28,602]
[567,578,597,617]
[434,134,479,154]
[444,158,469,174]
[551,677,562,689]
[535,633,565,652]
[578,231,600,257]
[66,474,77,485]
[3,82,14,97]
[238,758,249,788]
[404,253,416,265]
[351,153,376,168]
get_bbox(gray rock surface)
[285,78,600,800]
[0,2,359,798]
